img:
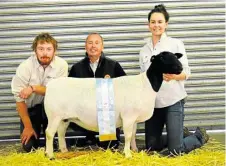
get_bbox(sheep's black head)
[151,51,183,74]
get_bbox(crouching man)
[11,33,68,152]
[68,33,126,149]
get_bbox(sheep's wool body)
[45,72,156,132]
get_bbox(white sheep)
[44,51,183,159]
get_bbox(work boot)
[76,137,97,147]
[183,127,193,138]
[194,127,209,144]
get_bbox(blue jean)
[145,99,203,154]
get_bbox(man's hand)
[21,127,38,145]
[19,86,33,99]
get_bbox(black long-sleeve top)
[69,52,126,78]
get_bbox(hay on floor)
[0,138,225,166]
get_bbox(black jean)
[20,104,48,152]
[69,122,121,149]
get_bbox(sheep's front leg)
[122,121,134,158]
[45,117,61,159]
[57,120,69,153]
[130,123,138,152]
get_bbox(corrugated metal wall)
[0,0,225,140]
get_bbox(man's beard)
[37,56,52,66]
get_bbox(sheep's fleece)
[44,51,183,159]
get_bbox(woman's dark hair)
[148,4,170,23]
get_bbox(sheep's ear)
[150,55,156,62]
[175,53,183,59]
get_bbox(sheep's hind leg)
[45,116,61,159]
[130,123,138,152]
[57,120,69,153]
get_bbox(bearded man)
[11,32,68,152]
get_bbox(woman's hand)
[163,73,177,82]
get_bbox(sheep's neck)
[146,65,163,92]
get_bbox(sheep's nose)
[178,66,183,74]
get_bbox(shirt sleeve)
[57,60,68,77]
[115,62,126,77]
[68,64,77,77]
[177,40,191,79]
[11,62,31,102]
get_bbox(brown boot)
[183,127,193,138]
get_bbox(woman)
[139,4,209,155]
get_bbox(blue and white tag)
[96,79,116,141]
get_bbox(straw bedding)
[0,138,224,166]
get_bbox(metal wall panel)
[0,0,225,139]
